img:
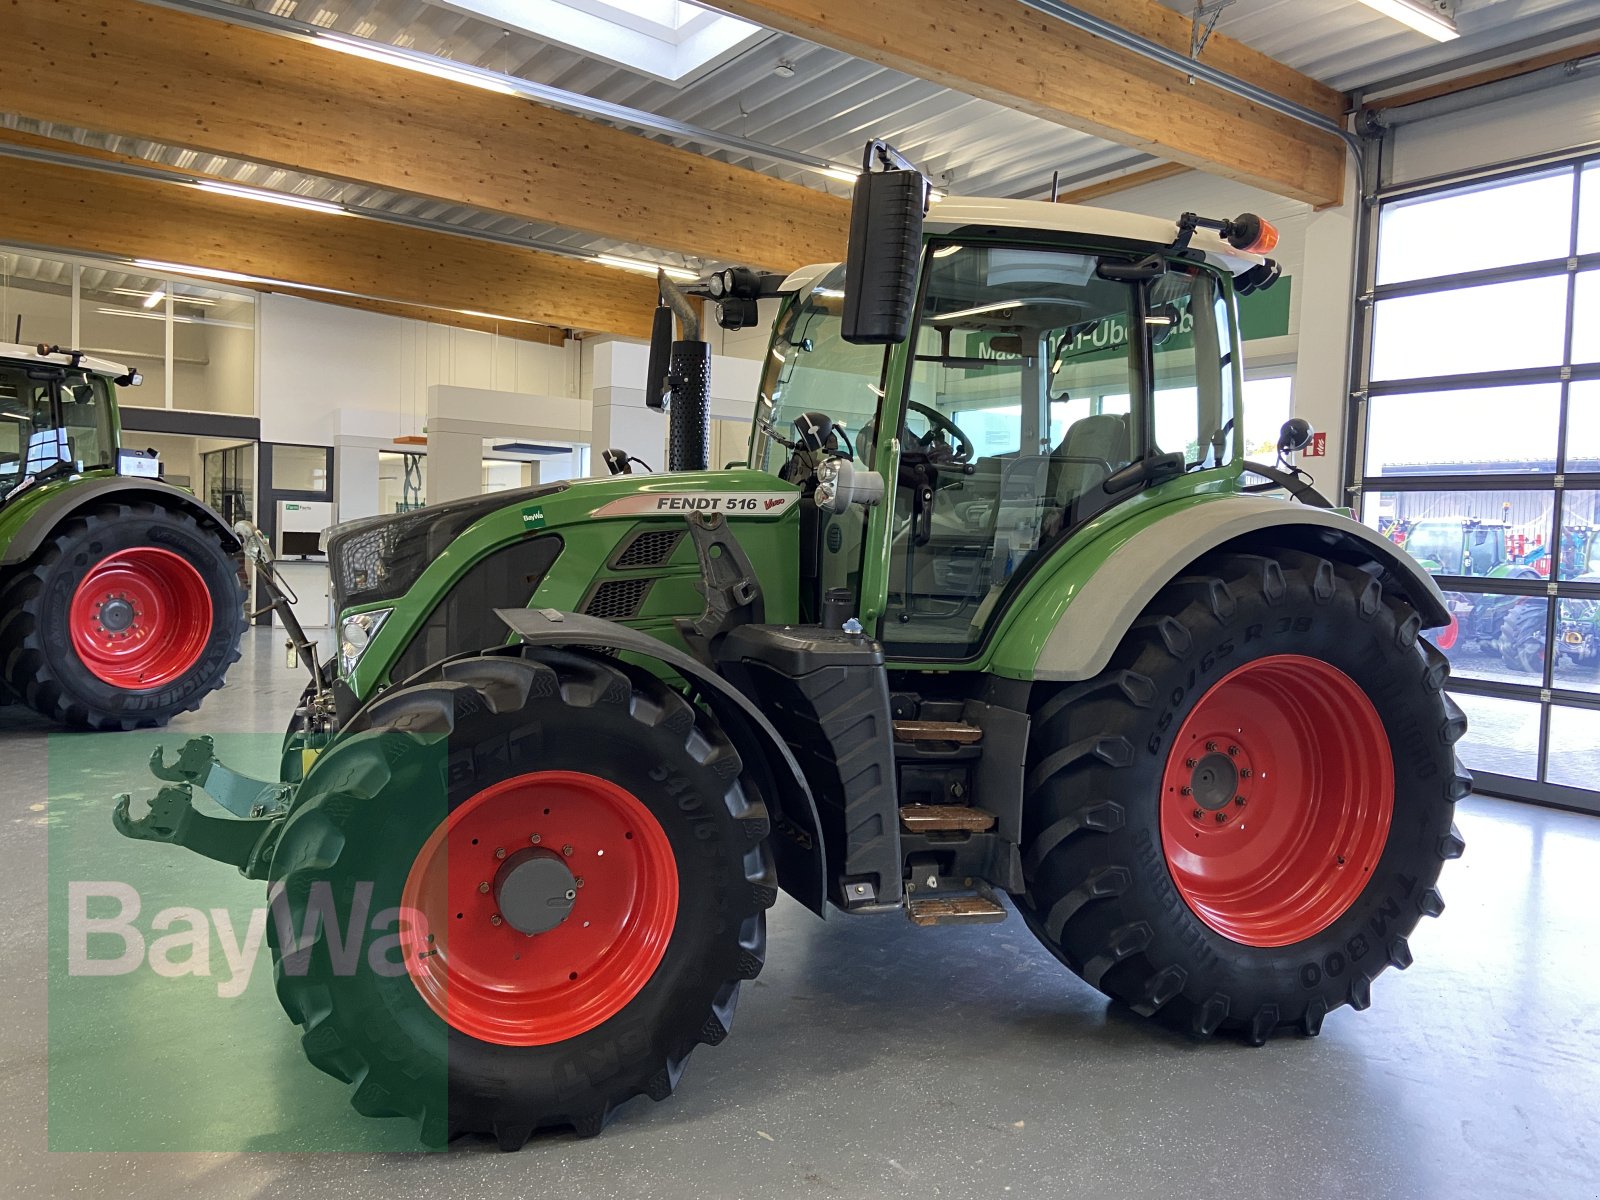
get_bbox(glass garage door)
[1349,155,1600,813]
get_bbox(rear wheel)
[267,650,775,1146]
[1019,551,1469,1043]
[0,501,245,728]
[1498,598,1548,676]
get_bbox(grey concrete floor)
[4,628,1600,1199]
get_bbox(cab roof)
[0,342,133,378]
[925,197,1266,276]
[780,196,1267,293]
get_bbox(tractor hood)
[324,469,803,616]
[324,479,572,611]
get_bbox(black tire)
[1497,598,1548,676]
[267,649,776,1147]
[1018,550,1469,1044]
[0,500,245,729]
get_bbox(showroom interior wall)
[1352,65,1600,814]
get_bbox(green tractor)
[114,145,1467,1148]
[1390,517,1538,658]
[0,343,246,728]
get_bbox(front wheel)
[1019,551,1469,1043]
[267,650,775,1146]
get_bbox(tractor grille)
[581,577,653,620]
[612,528,684,569]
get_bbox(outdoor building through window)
[1353,153,1600,813]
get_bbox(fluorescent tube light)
[193,180,347,215]
[595,255,699,281]
[316,32,521,94]
[142,290,165,309]
[1353,0,1459,42]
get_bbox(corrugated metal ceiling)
[7,0,1598,274]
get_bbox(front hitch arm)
[115,736,294,879]
[113,784,283,879]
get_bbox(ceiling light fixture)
[193,180,348,215]
[1353,0,1459,42]
[142,290,166,309]
[595,255,700,281]
[315,31,521,93]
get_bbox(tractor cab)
[753,201,1260,660]
[0,344,127,503]
[1401,517,1510,577]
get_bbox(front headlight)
[339,608,391,677]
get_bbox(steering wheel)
[905,400,976,465]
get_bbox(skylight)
[431,0,765,84]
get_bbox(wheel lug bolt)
[495,847,506,859]
[1239,768,1252,779]
[563,844,574,856]
[1192,808,1203,819]
[1227,745,1239,757]
[575,877,584,888]
[1180,786,1192,796]
[490,914,502,926]
[1215,812,1227,824]
[1205,741,1218,752]
[478,881,489,894]
[530,834,541,844]
[1235,796,1247,807]
[1185,758,1197,768]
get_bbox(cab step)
[906,893,1009,927]
[899,804,997,833]
[892,720,983,745]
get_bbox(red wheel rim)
[1158,654,1394,948]
[399,771,679,1046]
[68,547,213,689]
[1435,611,1460,651]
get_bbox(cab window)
[882,243,1235,658]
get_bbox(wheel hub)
[1188,750,1240,812]
[494,848,577,935]
[97,597,137,633]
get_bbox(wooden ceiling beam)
[0,0,851,270]
[1362,36,1600,113]
[1055,162,1192,204]
[710,0,1348,207]
[0,154,660,339]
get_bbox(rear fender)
[997,495,1449,682]
[0,476,241,566]
[494,608,829,916]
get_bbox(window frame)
[1347,150,1600,815]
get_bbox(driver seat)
[1046,414,1130,525]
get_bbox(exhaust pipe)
[647,271,711,473]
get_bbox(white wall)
[257,294,581,447]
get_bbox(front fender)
[992,494,1449,683]
[495,607,829,917]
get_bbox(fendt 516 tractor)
[115,143,1468,1149]
[1,343,245,728]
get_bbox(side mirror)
[644,304,673,412]
[842,141,929,346]
[1278,418,1314,455]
